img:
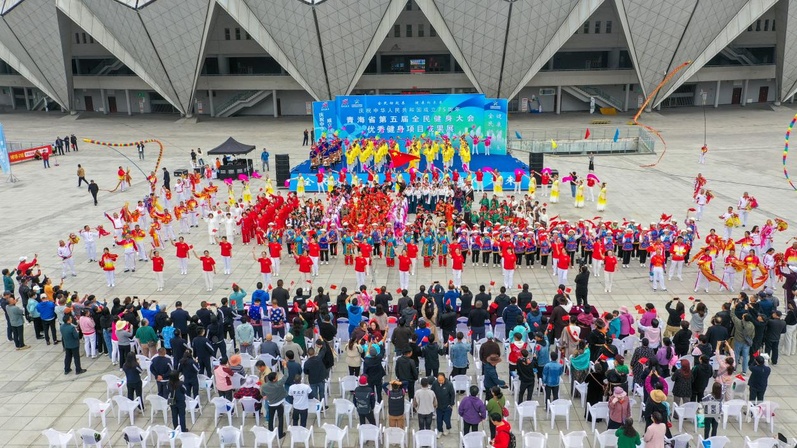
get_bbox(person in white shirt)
[694,189,708,221]
[204,213,219,245]
[737,192,751,227]
[288,376,314,426]
[57,240,77,278]
[222,213,236,244]
[719,206,735,240]
[79,225,99,262]
[763,248,776,289]
[413,377,437,430]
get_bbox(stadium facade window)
[393,24,400,37]
[594,21,601,34]
[605,20,612,33]
[235,28,241,40]
[582,21,589,34]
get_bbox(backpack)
[354,387,372,415]
[508,432,517,448]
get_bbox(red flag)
[584,128,591,139]
[330,284,337,290]
[396,288,402,294]
[490,281,495,286]
[388,149,420,168]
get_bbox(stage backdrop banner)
[312,94,507,155]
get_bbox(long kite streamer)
[83,138,165,191]
[784,113,797,190]
[634,61,691,168]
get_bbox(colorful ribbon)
[784,113,797,190]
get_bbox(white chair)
[461,430,486,448]
[83,398,112,428]
[147,395,170,425]
[186,395,203,425]
[559,430,587,448]
[149,425,176,448]
[412,429,437,448]
[587,402,610,433]
[572,381,588,409]
[452,375,471,394]
[373,401,384,424]
[748,401,779,433]
[231,374,245,391]
[122,426,151,448]
[42,428,74,448]
[102,374,125,400]
[177,432,207,448]
[672,402,700,432]
[621,336,639,355]
[250,427,278,448]
[113,395,142,425]
[666,434,693,448]
[547,399,572,430]
[239,353,256,374]
[322,423,350,448]
[515,401,538,432]
[77,428,110,448]
[698,435,730,448]
[384,427,407,448]
[722,399,747,430]
[217,425,244,448]
[339,375,359,398]
[287,426,314,448]
[239,397,261,426]
[593,430,618,448]
[358,424,381,448]
[744,436,780,448]
[308,398,326,425]
[198,374,215,403]
[333,398,356,428]
[732,378,747,399]
[522,432,548,448]
[211,397,236,427]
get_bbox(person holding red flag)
[253,249,273,287]
[354,254,368,288]
[297,252,313,287]
[308,236,321,277]
[451,247,465,288]
[219,236,233,275]
[268,238,282,277]
[502,248,517,292]
[398,249,411,291]
[406,240,418,276]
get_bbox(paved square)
[2,106,797,447]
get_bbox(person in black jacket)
[170,302,190,336]
[515,349,536,403]
[438,305,457,343]
[664,298,685,338]
[303,346,327,403]
[459,286,473,316]
[170,330,187,369]
[670,320,691,357]
[336,287,349,319]
[150,347,173,398]
[517,284,533,311]
[375,286,392,311]
[501,298,522,339]
[363,346,386,402]
[432,373,456,435]
[271,279,290,316]
[422,334,444,377]
[691,355,713,402]
[122,352,145,411]
[318,313,336,342]
[191,328,214,376]
[468,301,489,348]
[765,310,787,365]
[574,265,590,307]
[168,371,187,432]
[179,350,200,398]
[391,319,413,354]
[395,348,419,399]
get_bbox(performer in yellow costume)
[242,182,252,204]
[296,175,306,197]
[459,139,471,172]
[574,181,585,208]
[596,182,607,211]
[550,176,560,203]
[264,177,274,195]
[493,173,503,196]
[527,174,536,198]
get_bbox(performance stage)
[287,152,533,191]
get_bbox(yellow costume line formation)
[634,61,691,168]
[83,138,165,192]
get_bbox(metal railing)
[214,90,258,114]
[580,86,625,111]
[507,127,655,155]
[7,140,51,151]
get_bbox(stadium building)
[0,0,792,117]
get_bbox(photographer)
[574,264,590,307]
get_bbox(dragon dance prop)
[634,61,691,168]
[82,138,165,191]
[784,113,797,190]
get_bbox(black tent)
[207,137,256,155]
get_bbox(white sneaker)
[437,433,442,439]
[443,430,449,436]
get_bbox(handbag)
[502,406,509,417]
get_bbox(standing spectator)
[61,315,86,375]
[117,321,134,366]
[414,377,436,430]
[71,134,78,151]
[608,387,632,430]
[432,373,455,436]
[670,359,692,405]
[387,380,406,427]
[236,315,255,356]
[353,375,376,424]
[168,371,188,432]
[150,348,173,398]
[748,355,771,401]
[261,371,287,438]
[6,296,28,350]
[261,148,270,172]
[486,387,506,440]
[77,309,96,358]
[574,265,590,306]
[302,130,309,146]
[664,298,684,338]
[449,332,469,377]
[395,347,419,399]
[122,352,145,411]
[41,149,50,168]
[458,385,486,435]
[214,357,234,400]
[422,333,444,377]
[701,382,723,439]
[483,353,506,397]
[515,349,536,403]
[765,310,786,365]
[345,338,363,376]
[614,418,641,448]
[136,318,158,358]
[490,413,513,448]
[77,164,87,187]
[643,412,667,448]
[543,352,564,407]
[37,295,57,345]
[178,351,200,398]
[288,375,314,426]
[303,347,327,404]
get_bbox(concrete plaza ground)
[1,105,797,447]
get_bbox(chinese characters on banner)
[312,94,507,155]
